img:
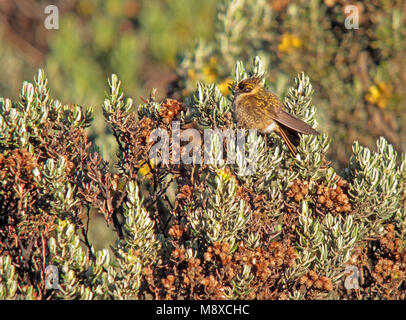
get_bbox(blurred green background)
[0,0,217,163]
[1,0,405,248]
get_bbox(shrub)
[1,59,405,299]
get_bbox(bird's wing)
[259,90,319,135]
[273,109,319,135]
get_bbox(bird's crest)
[233,74,265,93]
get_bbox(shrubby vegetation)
[1,58,405,299]
[1,0,405,300]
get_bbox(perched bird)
[232,75,319,156]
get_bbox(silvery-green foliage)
[47,220,110,300]
[117,181,161,261]
[283,73,331,181]
[0,255,35,299]
[190,169,251,249]
[33,156,79,219]
[254,140,293,214]
[46,181,161,300]
[224,264,254,299]
[289,290,306,300]
[245,232,262,249]
[236,132,290,218]
[192,82,232,129]
[103,74,134,120]
[396,153,406,238]
[287,201,360,286]
[0,255,18,299]
[0,256,35,300]
[347,137,404,237]
[233,56,265,83]
[109,181,161,299]
[0,69,92,150]
[283,73,318,128]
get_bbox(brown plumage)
[232,75,319,156]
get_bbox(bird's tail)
[277,125,301,157]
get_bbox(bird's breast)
[233,104,272,132]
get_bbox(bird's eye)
[238,82,251,92]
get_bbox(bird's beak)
[228,82,236,93]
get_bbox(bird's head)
[232,75,264,97]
